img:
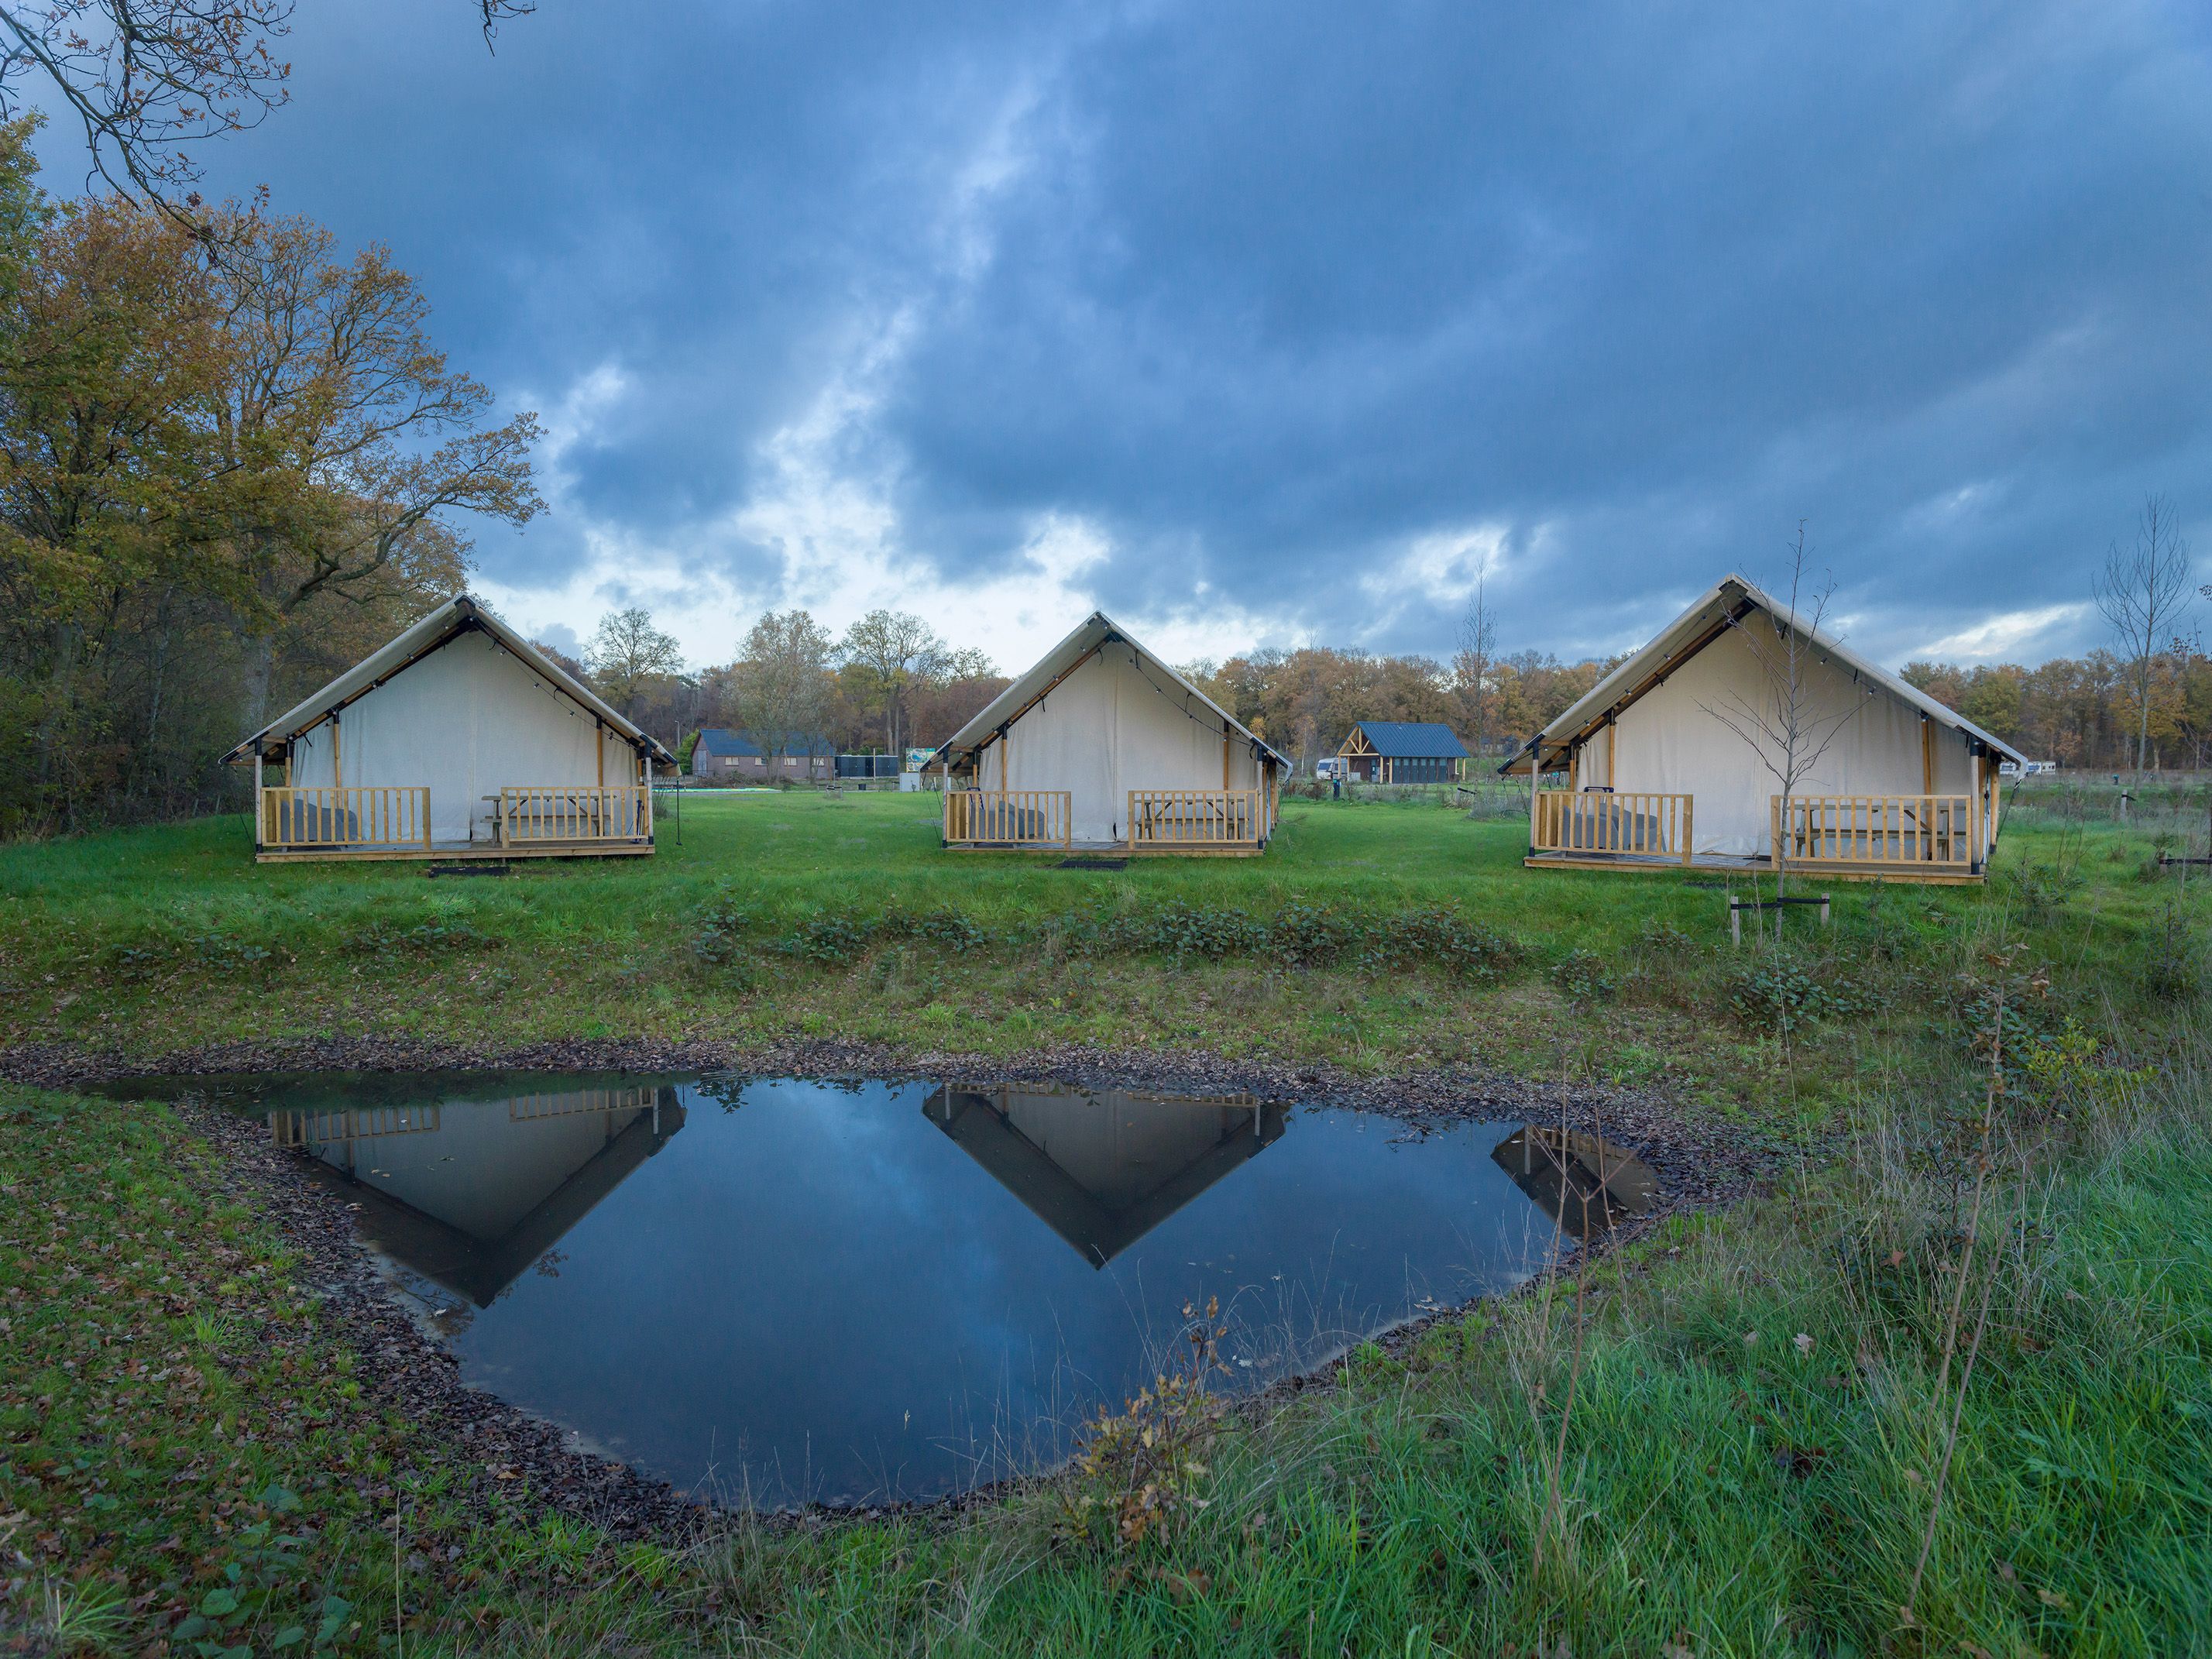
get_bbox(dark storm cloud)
[165,0,2212,662]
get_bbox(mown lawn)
[3,778,2209,1654]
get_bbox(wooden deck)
[1523,850,1985,885]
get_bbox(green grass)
[0,783,2200,1114]
[3,778,2209,1654]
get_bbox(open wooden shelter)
[1337,720,1469,783]
[1500,574,2026,883]
[934,611,1289,854]
[224,595,677,863]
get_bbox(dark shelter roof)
[1346,720,1469,759]
[693,728,832,757]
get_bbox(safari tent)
[224,595,677,862]
[1500,574,2027,883]
[934,611,1289,854]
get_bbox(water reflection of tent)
[293,1083,686,1307]
[1489,1127,1658,1238]
[924,1085,1286,1267]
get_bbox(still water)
[102,1071,1657,1506]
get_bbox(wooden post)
[1222,716,1231,792]
[1527,743,1541,854]
[1921,716,1934,796]
[421,785,432,850]
[252,750,264,850]
[1819,895,1831,927]
[1606,718,1616,788]
[1729,902,1742,947]
[596,718,606,788]
[1681,795,1694,867]
[1973,761,1990,875]
[332,716,342,790]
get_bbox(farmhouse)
[1500,574,2026,882]
[1337,720,1469,783]
[225,595,677,863]
[934,611,1289,854]
[692,729,834,781]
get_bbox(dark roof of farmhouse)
[693,729,832,757]
[1348,721,1469,759]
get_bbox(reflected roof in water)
[926,1085,1285,1267]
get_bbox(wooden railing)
[1128,788,1271,847]
[1774,795,1975,867]
[1534,791,1693,862]
[259,785,431,850]
[499,785,651,844]
[270,1103,440,1149]
[509,1086,659,1121]
[943,789,1073,847]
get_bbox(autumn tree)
[198,207,541,723]
[586,607,683,720]
[839,608,946,755]
[731,609,835,756]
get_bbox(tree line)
[548,606,1011,767]
[0,119,537,835]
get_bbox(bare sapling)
[1701,524,1863,908]
[2092,494,2194,777]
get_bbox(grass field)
[4,778,2210,1654]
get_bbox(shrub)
[1726,951,1874,1032]
[1059,1299,1227,1550]
[2143,903,2203,1001]
[1386,906,1520,981]
[883,905,987,950]
[775,912,874,966]
[350,918,500,959]
[1550,947,1617,1003]
[1267,902,1358,967]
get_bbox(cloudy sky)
[60,0,2212,674]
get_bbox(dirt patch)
[5,1035,1783,1540]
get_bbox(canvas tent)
[1500,574,2027,881]
[935,611,1290,854]
[225,595,677,861]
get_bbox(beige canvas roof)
[937,610,1289,771]
[223,595,677,765]
[1501,573,2028,774]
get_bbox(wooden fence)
[259,785,431,850]
[499,785,651,844]
[1128,788,1270,848]
[943,789,1073,847]
[1534,791,1693,862]
[1774,794,1975,867]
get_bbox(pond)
[98,1071,1657,1506]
